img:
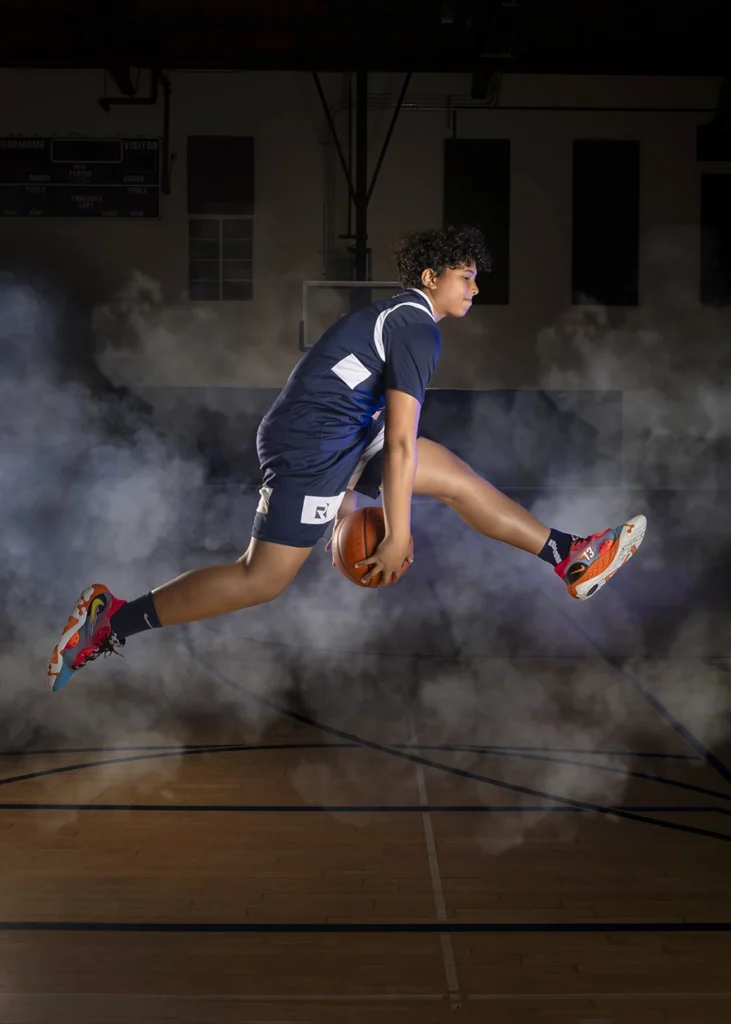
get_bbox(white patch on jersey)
[300,491,346,525]
[373,301,435,361]
[256,485,273,515]
[347,424,385,490]
[331,353,372,389]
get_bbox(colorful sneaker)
[47,584,126,692]
[555,515,647,600]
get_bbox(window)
[188,216,253,301]
[701,174,731,305]
[443,138,511,305]
[572,140,640,306]
[187,136,254,301]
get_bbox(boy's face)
[421,262,478,320]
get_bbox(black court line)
[2,743,720,802]
[0,743,700,760]
[433,746,731,804]
[548,599,731,787]
[0,802,728,815]
[423,547,731,791]
[1,920,730,934]
[198,620,730,663]
[0,745,317,790]
[710,658,731,674]
[449,745,698,760]
[183,629,731,844]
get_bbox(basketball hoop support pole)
[354,68,369,282]
[312,69,412,287]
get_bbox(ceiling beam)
[0,8,725,75]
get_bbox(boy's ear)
[421,268,438,289]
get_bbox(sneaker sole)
[47,583,109,692]
[573,515,647,601]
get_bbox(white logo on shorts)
[300,492,345,525]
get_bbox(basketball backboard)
[298,280,401,351]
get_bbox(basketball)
[332,507,413,588]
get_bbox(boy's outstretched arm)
[326,488,357,555]
[358,388,418,586]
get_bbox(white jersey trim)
[347,423,385,490]
[372,298,435,362]
[408,288,438,318]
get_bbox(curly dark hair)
[392,225,492,289]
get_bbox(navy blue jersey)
[259,288,440,452]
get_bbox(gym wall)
[0,69,727,392]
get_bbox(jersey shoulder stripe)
[373,294,435,361]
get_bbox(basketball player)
[47,226,646,692]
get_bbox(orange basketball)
[332,507,413,588]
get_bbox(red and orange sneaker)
[47,584,126,692]
[555,515,647,600]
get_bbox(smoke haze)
[0,252,729,853]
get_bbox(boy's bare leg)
[411,436,647,601]
[151,539,313,626]
[413,437,550,554]
[48,539,314,691]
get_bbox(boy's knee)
[436,465,476,508]
[233,557,291,604]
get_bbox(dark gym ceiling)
[0,1,727,76]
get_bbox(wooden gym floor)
[1,497,730,1023]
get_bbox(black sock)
[538,528,581,567]
[109,592,162,641]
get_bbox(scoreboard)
[0,137,161,218]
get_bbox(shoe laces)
[575,530,615,558]
[75,631,125,669]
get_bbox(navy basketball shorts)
[252,422,384,548]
